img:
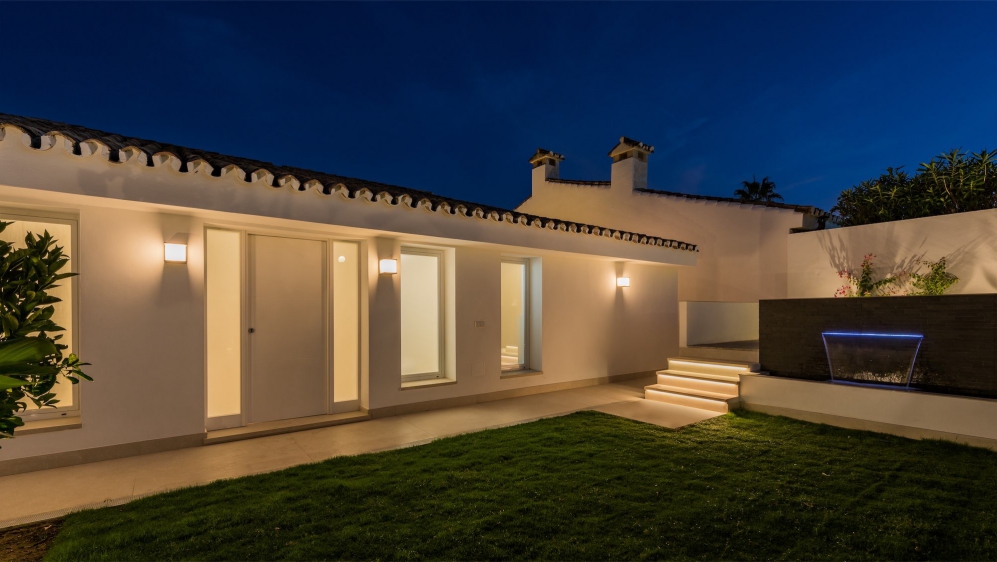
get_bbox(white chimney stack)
[529,148,564,192]
[608,136,654,193]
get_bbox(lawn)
[41,410,997,560]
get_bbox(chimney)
[608,136,654,193]
[529,148,564,191]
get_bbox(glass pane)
[822,332,923,387]
[333,241,359,402]
[501,261,527,369]
[401,252,441,376]
[206,229,242,418]
[0,220,75,409]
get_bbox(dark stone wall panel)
[759,296,997,398]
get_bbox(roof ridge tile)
[0,113,699,253]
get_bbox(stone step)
[648,383,736,400]
[666,357,759,377]
[644,385,737,413]
[656,372,739,396]
[680,345,759,364]
[656,369,741,383]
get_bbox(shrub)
[835,254,902,297]
[833,149,996,226]
[0,221,90,445]
[908,257,959,296]
[834,254,960,297]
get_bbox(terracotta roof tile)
[0,113,699,253]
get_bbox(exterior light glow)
[617,276,630,287]
[165,243,187,263]
[822,332,923,338]
[379,258,398,274]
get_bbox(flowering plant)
[834,254,904,297]
[834,254,959,297]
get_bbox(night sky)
[2,2,994,212]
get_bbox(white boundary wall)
[788,209,997,298]
[679,302,758,346]
[740,376,997,450]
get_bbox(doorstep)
[204,411,370,445]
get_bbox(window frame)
[500,257,531,372]
[0,211,81,421]
[400,246,446,382]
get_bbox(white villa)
[0,114,994,477]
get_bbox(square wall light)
[164,234,188,264]
[379,258,398,274]
[617,276,630,287]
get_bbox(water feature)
[821,332,923,387]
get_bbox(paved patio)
[0,378,718,529]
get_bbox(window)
[0,213,78,419]
[401,247,445,380]
[332,241,359,403]
[206,228,242,422]
[501,258,529,371]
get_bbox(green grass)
[46,411,997,561]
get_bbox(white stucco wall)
[366,247,678,411]
[0,131,682,462]
[741,376,997,446]
[787,209,997,298]
[517,177,811,303]
[679,301,758,346]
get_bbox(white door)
[249,235,328,424]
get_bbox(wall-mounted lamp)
[164,234,188,264]
[379,258,398,274]
[616,276,630,287]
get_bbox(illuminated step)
[656,372,739,396]
[666,357,758,377]
[656,369,740,383]
[643,385,737,413]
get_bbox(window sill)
[500,369,543,379]
[16,415,82,436]
[400,378,457,390]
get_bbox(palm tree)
[735,176,783,203]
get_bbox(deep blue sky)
[2,2,994,212]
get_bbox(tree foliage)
[833,149,996,226]
[735,176,783,203]
[0,222,90,444]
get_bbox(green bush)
[908,257,959,296]
[833,149,996,226]
[0,221,90,445]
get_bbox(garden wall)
[759,296,997,399]
[787,208,997,298]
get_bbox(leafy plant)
[0,221,90,445]
[835,254,960,297]
[834,254,902,297]
[908,257,959,296]
[735,176,783,203]
[833,149,996,226]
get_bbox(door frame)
[203,224,362,431]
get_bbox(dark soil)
[0,519,63,562]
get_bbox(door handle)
[248,328,255,334]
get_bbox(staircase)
[644,357,759,413]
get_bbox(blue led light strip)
[822,332,923,338]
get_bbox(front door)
[249,235,327,424]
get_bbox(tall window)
[501,258,529,371]
[206,228,242,423]
[401,247,444,380]
[0,214,78,418]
